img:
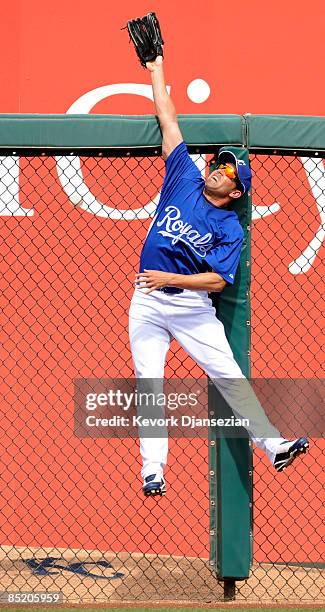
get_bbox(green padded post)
[209,146,253,585]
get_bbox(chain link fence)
[0,148,324,605]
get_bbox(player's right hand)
[146,56,163,71]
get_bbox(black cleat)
[143,474,166,497]
[273,437,309,472]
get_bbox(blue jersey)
[140,142,244,285]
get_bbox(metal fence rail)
[0,147,324,604]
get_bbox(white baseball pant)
[129,287,284,479]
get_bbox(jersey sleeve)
[158,142,202,209]
[205,224,244,285]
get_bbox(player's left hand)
[135,269,175,293]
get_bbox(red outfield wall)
[0,1,324,567]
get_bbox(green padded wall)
[209,146,253,580]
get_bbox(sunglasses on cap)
[216,163,243,192]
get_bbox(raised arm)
[146,57,183,160]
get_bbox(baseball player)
[126,15,309,497]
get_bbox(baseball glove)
[126,12,164,68]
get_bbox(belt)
[157,287,184,295]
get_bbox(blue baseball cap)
[217,148,252,194]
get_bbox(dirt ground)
[0,546,323,606]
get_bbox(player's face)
[205,163,241,198]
